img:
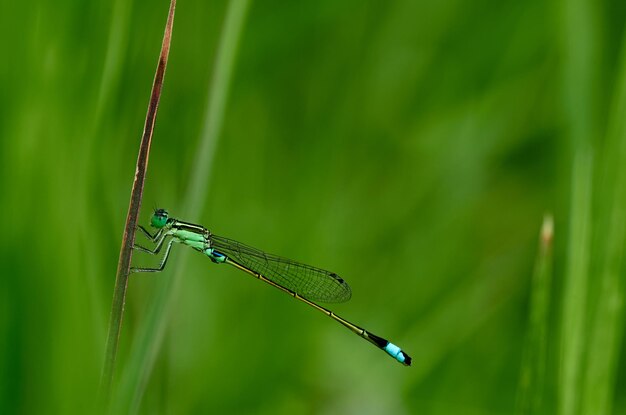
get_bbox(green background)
[2,0,626,414]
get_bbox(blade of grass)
[558,0,599,413]
[580,30,626,415]
[112,1,252,412]
[516,215,554,415]
[99,0,176,405]
[82,0,134,358]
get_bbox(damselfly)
[132,208,411,366]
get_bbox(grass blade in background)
[82,0,134,357]
[112,1,252,412]
[516,215,554,415]
[558,0,600,413]
[100,0,176,404]
[580,30,626,415]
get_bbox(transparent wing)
[210,234,351,303]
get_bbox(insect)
[132,208,411,366]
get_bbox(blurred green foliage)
[2,0,626,414]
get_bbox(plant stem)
[112,1,251,413]
[99,0,176,404]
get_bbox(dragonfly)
[131,208,411,366]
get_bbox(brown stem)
[99,0,176,404]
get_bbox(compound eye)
[151,211,168,228]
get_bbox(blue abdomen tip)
[384,342,405,363]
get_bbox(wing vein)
[210,234,352,303]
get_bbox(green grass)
[2,0,626,414]
[557,0,599,413]
[580,23,626,415]
[516,215,554,415]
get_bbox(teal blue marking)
[205,248,226,263]
[384,342,406,363]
